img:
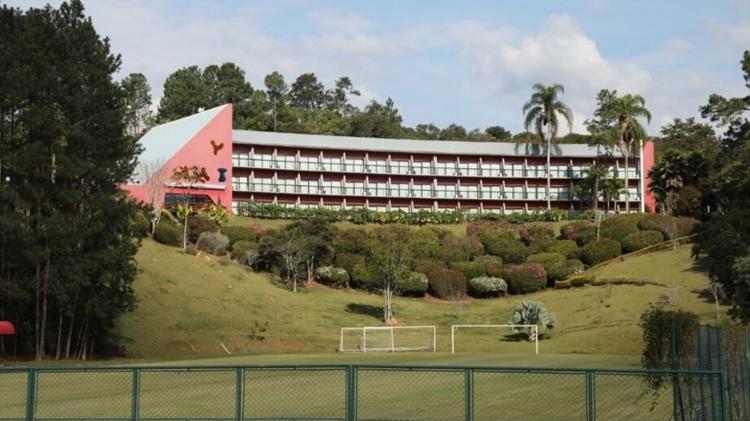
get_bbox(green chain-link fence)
[0,364,726,421]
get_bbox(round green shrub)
[547,259,585,281]
[409,228,442,259]
[579,239,622,266]
[637,215,697,240]
[351,262,379,291]
[473,255,503,277]
[468,276,508,298]
[315,266,350,289]
[231,240,257,260]
[132,211,150,237]
[600,218,639,242]
[449,261,486,280]
[153,221,180,246]
[195,232,230,256]
[560,221,597,246]
[428,268,467,299]
[502,263,547,294]
[187,215,219,242]
[222,226,256,248]
[526,237,558,254]
[519,223,555,245]
[332,228,369,254]
[621,230,664,253]
[484,237,528,263]
[396,271,429,297]
[547,239,579,259]
[527,252,565,274]
[335,253,365,276]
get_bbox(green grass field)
[117,239,722,361]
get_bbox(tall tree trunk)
[383,283,393,321]
[546,130,552,211]
[624,143,630,213]
[55,309,63,360]
[593,176,599,212]
[39,258,50,360]
[34,262,41,360]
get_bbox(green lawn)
[118,240,722,360]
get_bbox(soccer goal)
[338,326,437,353]
[451,324,539,355]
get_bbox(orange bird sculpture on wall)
[210,140,224,156]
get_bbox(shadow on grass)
[345,303,383,320]
[499,332,533,342]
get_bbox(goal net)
[338,326,436,353]
[451,324,539,355]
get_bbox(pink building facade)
[124,104,657,215]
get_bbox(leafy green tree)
[157,65,211,122]
[171,166,209,249]
[0,0,144,359]
[349,98,403,138]
[121,73,152,137]
[657,118,719,159]
[581,164,609,212]
[290,72,326,109]
[326,76,360,115]
[522,84,574,210]
[648,149,711,215]
[601,178,624,214]
[439,123,468,140]
[586,89,651,212]
[202,62,253,106]
[364,225,413,321]
[412,123,440,140]
[264,71,288,131]
[485,126,512,141]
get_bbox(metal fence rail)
[0,364,726,421]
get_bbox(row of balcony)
[232,178,640,202]
[232,154,640,180]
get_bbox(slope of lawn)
[118,240,724,361]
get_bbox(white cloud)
[706,19,750,46]
[306,9,375,33]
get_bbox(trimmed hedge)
[527,252,565,272]
[449,261,486,280]
[222,226,257,248]
[547,259,585,281]
[526,237,558,254]
[473,255,503,277]
[153,220,181,246]
[231,240,257,260]
[519,223,555,245]
[335,253,366,276]
[621,230,664,253]
[409,228,442,259]
[637,215,697,240]
[351,262,379,291]
[501,263,547,294]
[485,237,529,263]
[416,260,466,300]
[195,232,230,256]
[560,221,597,246]
[468,276,508,298]
[547,239,579,259]
[187,215,219,242]
[396,271,429,297]
[315,266,350,289]
[332,228,369,254]
[600,218,639,242]
[579,239,622,266]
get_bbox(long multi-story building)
[123,104,656,214]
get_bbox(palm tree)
[522,84,574,210]
[611,95,651,213]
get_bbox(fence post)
[25,368,37,421]
[346,365,357,421]
[235,367,244,421]
[131,368,140,421]
[464,368,474,421]
[585,370,595,421]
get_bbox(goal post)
[451,324,539,355]
[338,326,436,353]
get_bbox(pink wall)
[124,104,234,212]
[642,140,656,213]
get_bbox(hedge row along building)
[123,104,656,215]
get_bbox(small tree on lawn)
[272,226,305,292]
[138,158,169,234]
[365,225,413,322]
[171,165,209,249]
[510,301,557,341]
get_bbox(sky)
[6,0,750,134]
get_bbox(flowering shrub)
[315,266,350,289]
[468,276,508,298]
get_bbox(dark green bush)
[501,263,547,294]
[332,228,370,254]
[519,223,555,245]
[351,262,379,291]
[187,215,219,242]
[132,211,150,237]
[560,221,597,246]
[409,228,442,258]
[335,253,365,276]
[637,215,697,240]
[222,226,257,248]
[601,217,639,242]
[153,220,180,246]
[621,230,664,253]
[469,221,516,254]
[527,252,565,275]
[526,237,558,254]
[315,266,350,289]
[427,268,466,300]
[196,232,230,256]
[396,271,429,297]
[547,259,585,281]
[547,239,579,258]
[468,276,508,298]
[579,239,622,266]
[483,236,528,263]
[231,240,257,260]
[449,261,486,280]
[473,255,503,277]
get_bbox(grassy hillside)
[119,240,723,360]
